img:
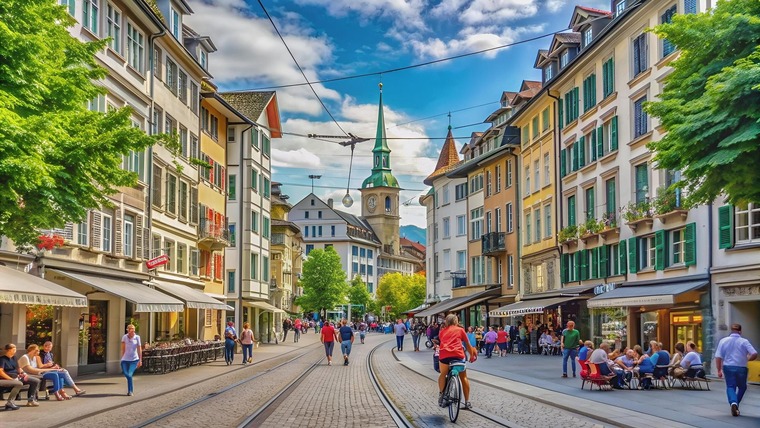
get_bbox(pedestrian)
[496,326,509,357]
[359,321,367,344]
[715,323,758,417]
[0,343,40,409]
[466,326,477,351]
[240,322,255,364]
[282,318,291,341]
[394,318,408,351]
[338,319,355,365]
[120,324,142,396]
[224,321,238,365]
[561,320,580,378]
[508,324,518,353]
[320,318,336,365]
[518,322,527,354]
[412,320,425,351]
[483,326,497,358]
[294,318,302,342]
[475,326,484,354]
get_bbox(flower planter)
[655,209,689,224]
[580,232,601,243]
[599,227,620,240]
[626,217,654,232]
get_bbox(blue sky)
[186,0,610,227]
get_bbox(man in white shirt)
[715,323,758,417]
[589,343,624,389]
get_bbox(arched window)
[374,156,380,167]
[382,156,389,167]
[385,196,391,213]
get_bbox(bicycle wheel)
[447,374,461,422]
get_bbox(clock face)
[367,196,377,212]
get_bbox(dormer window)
[544,65,553,81]
[560,50,570,68]
[501,99,508,108]
[170,7,181,40]
[200,51,208,70]
[583,28,593,47]
[615,0,627,17]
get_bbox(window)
[736,203,760,243]
[585,187,595,220]
[635,163,649,203]
[470,207,483,240]
[170,7,180,39]
[443,217,450,238]
[485,171,492,196]
[485,212,492,234]
[456,215,466,236]
[166,174,177,215]
[226,270,235,293]
[535,212,541,242]
[166,58,177,94]
[164,114,176,135]
[583,73,597,112]
[263,177,271,198]
[568,195,577,227]
[305,244,314,256]
[564,87,580,125]
[661,5,677,57]
[525,213,532,246]
[126,23,144,73]
[605,177,617,219]
[190,82,199,114]
[179,180,188,221]
[470,174,483,192]
[200,51,208,70]
[634,95,648,138]
[106,4,121,54]
[542,107,550,131]
[544,153,551,186]
[179,126,188,157]
[442,184,450,204]
[191,249,200,276]
[228,174,236,200]
[252,211,259,233]
[163,239,174,271]
[544,65,553,81]
[602,57,615,98]
[609,243,625,276]
[250,253,258,279]
[560,50,569,68]
[521,126,530,145]
[229,223,236,247]
[263,256,269,284]
[470,256,485,285]
[102,214,112,252]
[532,116,539,139]
[506,203,514,232]
[88,94,105,113]
[456,250,467,272]
[506,159,513,187]
[495,165,501,193]
[534,160,540,192]
[633,33,648,77]
[507,255,514,287]
[83,0,99,34]
[685,0,697,14]
[525,166,530,196]
[638,235,656,270]
[544,204,552,239]
[331,225,335,237]
[262,134,271,157]
[61,0,75,16]
[178,71,188,104]
[124,214,134,257]
[78,217,89,246]
[176,244,186,274]
[455,183,468,200]
[670,228,685,265]
[615,0,627,16]
[122,150,144,181]
[583,27,592,47]
[442,249,451,272]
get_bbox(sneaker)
[465,401,473,410]
[26,401,39,407]
[438,392,448,408]
[328,361,332,366]
[731,403,739,417]
[5,401,19,410]
[562,374,568,378]
[127,392,134,397]
[248,357,252,363]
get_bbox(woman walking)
[120,324,142,396]
[240,322,255,364]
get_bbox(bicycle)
[440,360,466,422]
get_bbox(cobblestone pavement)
[257,335,396,427]
[371,337,606,428]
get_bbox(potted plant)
[653,186,689,222]
[600,211,620,239]
[558,225,579,244]
[621,200,654,231]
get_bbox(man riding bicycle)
[437,314,477,409]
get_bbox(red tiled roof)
[578,5,612,16]
[424,128,461,185]
[400,237,426,253]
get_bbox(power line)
[256,0,348,137]
[389,101,499,128]
[277,181,427,193]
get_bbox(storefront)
[415,288,501,328]
[244,300,286,343]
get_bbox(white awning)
[49,270,183,312]
[150,280,233,310]
[244,300,285,313]
[0,266,87,307]
[587,281,707,308]
[489,296,580,317]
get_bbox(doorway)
[79,300,108,374]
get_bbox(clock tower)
[360,83,401,255]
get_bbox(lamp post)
[308,174,322,193]
[338,134,370,207]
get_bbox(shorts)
[440,357,465,366]
[497,343,507,351]
[324,341,335,356]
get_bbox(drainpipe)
[547,91,562,263]
[147,27,166,345]
[238,125,252,336]
[705,202,714,373]
[431,191,437,303]
[508,148,520,297]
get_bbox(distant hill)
[400,225,426,246]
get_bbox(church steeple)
[362,83,400,189]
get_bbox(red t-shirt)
[438,325,468,361]
[497,330,509,344]
[321,325,335,343]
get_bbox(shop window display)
[590,307,627,350]
[26,305,54,348]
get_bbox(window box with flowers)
[622,200,654,232]
[579,218,605,242]
[652,186,689,223]
[558,225,579,246]
[599,211,620,240]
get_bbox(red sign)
[146,255,169,269]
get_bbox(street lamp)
[308,174,322,193]
[339,133,370,207]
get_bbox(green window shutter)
[568,196,576,227]
[599,245,609,278]
[718,205,734,249]
[596,126,604,158]
[581,249,589,280]
[573,87,580,119]
[606,179,617,216]
[575,251,582,282]
[654,229,666,270]
[618,240,627,274]
[609,58,615,95]
[558,98,564,130]
[561,253,569,283]
[684,222,697,266]
[591,74,597,106]
[587,188,595,220]
[572,143,579,171]
[628,237,638,273]
[610,116,619,151]
[590,247,599,279]
[560,149,567,178]
[579,136,586,167]
[590,131,597,161]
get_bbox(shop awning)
[449,294,496,313]
[150,280,233,311]
[406,303,429,314]
[244,300,285,313]
[587,280,708,308]
[416,288,500,318]
[489,296,581,317]
[0,266,88,307]
[50,270,183,312]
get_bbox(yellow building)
[269,183,304,328]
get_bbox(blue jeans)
[518,338,526,353]
[225,338,236,363]
[485,342,495,358]
[723,365,749,405]
[396,335,404,350]
[412,334,421,350]
[562,348,577,375]
[42,371,65,391]
[242,343,253,363]
[121,360,138,393]
[341,340,352,356]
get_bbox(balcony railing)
[481,232,506,255]
[198,217,230,250]
[450,270,467,288]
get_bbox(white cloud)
[293,0,428,30]
[430,0,470,17]
[272,148,322,168]
[409,24,545,59]
[545,0,565,13]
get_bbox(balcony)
[481,232,507,255]
[451,270,467,288]
[271,233,286,245]
[198,217,230,251]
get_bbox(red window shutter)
[221,167,226,192]
[209,159,215,185]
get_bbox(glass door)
[79,300,107,374]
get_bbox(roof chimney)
[327,198,333,208]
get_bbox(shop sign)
[146,254,169,269]
[594,283,618,296]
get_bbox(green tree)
[646,0,760,205]
[376,272,426,319]
[296,247,348,315]
[405,274,426,311]
[0,0,168,247]
[347,275,372,312]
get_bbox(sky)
[185,0,611,228]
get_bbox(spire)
[361,83,400,189]
[423,127,461,186]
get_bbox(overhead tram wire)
[277,181,427,193]
[389,101,498,128]
[256,0,348,137]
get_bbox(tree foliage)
[347,275,372,310]
[376,272,426,319]
[0,0,163,246]
[646,0,760,205]
[296,247,348,314]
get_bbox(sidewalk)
[1,331,322,426]
[395,337,760,428]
